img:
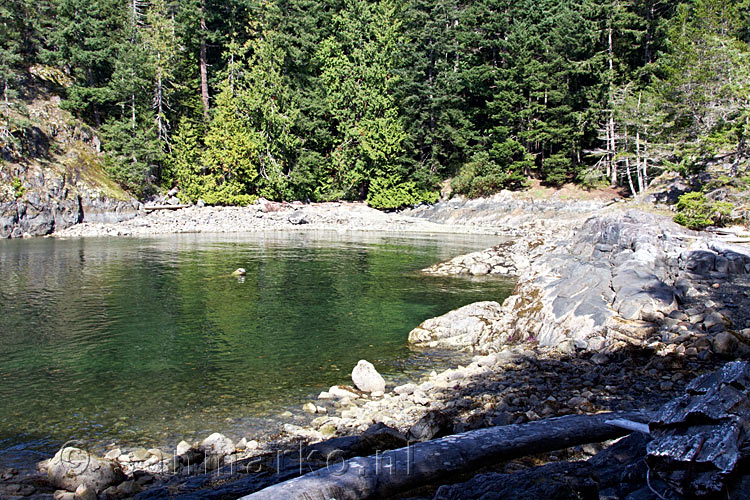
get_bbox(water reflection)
[0,231,513,454]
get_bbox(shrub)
[367,177,438,210]
[542,153,572,186]
[451,151,528,198]
[673,192,734,229]
[11,177,25,199]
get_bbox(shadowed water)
[0,231,513,456]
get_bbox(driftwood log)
[240,410,651,500]
[143,204,190,211]
[647,361,750,497]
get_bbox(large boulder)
[47,447,125,493]
[351,360,386,393]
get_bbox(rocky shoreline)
[1,153,141,239]
[51,192,611,239]
[4,195,750,499]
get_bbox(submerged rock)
[351,360,386,393]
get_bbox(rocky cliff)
[1,84,140,238]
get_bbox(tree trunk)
[642,124,649,188]
[2,76,8,126]
[635,92,644,194]
[240,411,651,500]
[199,0,210,120]
[609,112,616,185]
[131,93,136,131]
[608,24,617,187]
[87,66,101,126]
[624,127,636,196]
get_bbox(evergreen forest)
[1,0,749,208]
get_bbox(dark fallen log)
[144,204,191,211]
[646,361,750,498]
[240,410,652,500]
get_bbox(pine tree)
[198,85,260,205]
[99,0,163,196]
[398,0,475,178]
[144,0,179,155]
[316,0,434,208]
[45,0,124,125]
[658,0,749,143]
[0,1,24,151]
[230,28,302,200]
[262,0,341,197]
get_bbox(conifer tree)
[144,0,178,154]
[316,0,435,208]
[45,0,123,125]
[99,0,163,196]
[0,1,24,151]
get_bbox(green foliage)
[662,160,689,177]
[229,30,301,201]
[4,0,748,207]
[11,177,25,199]
[542,154,574,186]
[315,0,408,201]
[452,151,529,198]
[0,0,26,153]
[366,176,438,210]
[169,118,204,202]
[199,88,261,205]
[673,191,734,229]
[576,168,609,190]
[654,0,750,160]
[100,117,164,198]
[701,175,746,193]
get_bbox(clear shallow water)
[0,231,513,455]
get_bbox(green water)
[0,231,513,455]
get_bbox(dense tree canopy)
[2,0,749,206]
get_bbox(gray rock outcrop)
[409,302,504,350]
[0,171,140,238]
[404,191,609,229]
[411,209,750,354]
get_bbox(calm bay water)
[0,231,513,456]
